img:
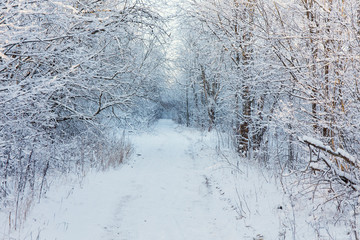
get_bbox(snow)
[336,148,359,167]
[300,136,332,152]
[301,135,360,168]
[1,120,241,239]
[1,120,350,239]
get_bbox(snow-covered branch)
[300,136,360,169]
[300,136,360,191]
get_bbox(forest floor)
[1,119,347,239]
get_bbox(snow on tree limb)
[299,136,360,191]
[300,136,360,169]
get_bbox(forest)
[1,0,360,239]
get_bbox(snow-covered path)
[104,119,241,239]
[9,119,242,240]
[8,119,335,240]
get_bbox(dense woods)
[176,0,360,184]
[174,0,360,237]
[1,0,360,238]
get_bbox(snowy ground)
[0,119,349,239]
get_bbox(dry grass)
[97,137,133,171]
